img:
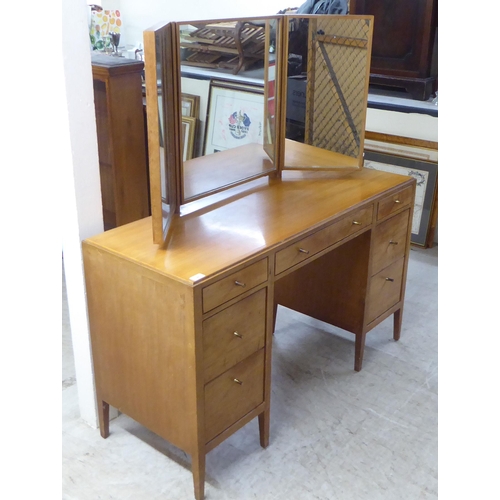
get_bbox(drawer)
[202,258,268,313]
[204,349,265,442]
[366,258,405,324]
[203,289,266,383]
[377,185,413,221]
[275,205,373,275]
[371,210,410,276]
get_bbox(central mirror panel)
[282,15,373,171]
[144,15,374,243]
[177,17,281,203]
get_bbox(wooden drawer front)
[377,185,413,220]
[203,289,266,383]
[204,349,265,442]
[367,258,405,324]
[275,205,373,275]
[371,210,409,275]
[202,259,268,313]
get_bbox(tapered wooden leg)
[272,302,278,335]
[97,399,110,438]
[393,309,402,341]
[354,331,367,372]
[258,410,270,448]
[192,451,206,500]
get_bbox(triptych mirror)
[144,15,373,243]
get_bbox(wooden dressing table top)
[85,168,413,285]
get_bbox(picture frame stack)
[181,93,200,160]
[363,131,438,247]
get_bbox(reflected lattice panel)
[305,17,372,159]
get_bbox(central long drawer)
[275,205,373,275]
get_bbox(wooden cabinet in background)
[350,0,438,100]
[91,54,150,230]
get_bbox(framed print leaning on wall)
[364,150,438,247]
[181,93,200,118]
[364,134,438,163]
[182,116,197,161]
[203,82,264,155]
[363,132,438,247]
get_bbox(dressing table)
[83,15,415,500]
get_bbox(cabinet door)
[350,0,436,78]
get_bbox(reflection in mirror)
[283,15,373,171]
[157,34,167,206]
[263,18,279,164]
[156,25,179,234]
[177,18,280,202]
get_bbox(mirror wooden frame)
[145,15,374,244]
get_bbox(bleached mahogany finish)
[83,167,415,500]
[83,13,412,500]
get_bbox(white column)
[61,0,104,427]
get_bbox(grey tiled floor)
[63,245,438,500]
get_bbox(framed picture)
[209,79,265,93]
[203,82,264,155]
[364,132,438,163]
[181,93,200,118]
[364,150,438,247]
[182,116,197,161]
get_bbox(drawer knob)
[394,199,402,204]
[385,277,395,282]
[352,221,362,225]
[389,240,399,245]
[298,248,310,254]
[233,331,243,339]
[234,280,246,287]
[233,378,243,385]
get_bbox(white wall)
[366,108,438,143]
[62,0,105,428]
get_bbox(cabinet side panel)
[83,244,196,453]
[93,80,112,166]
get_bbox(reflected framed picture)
[181,93,200,118]
[203,82,264,155]
[182,116,197,161]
